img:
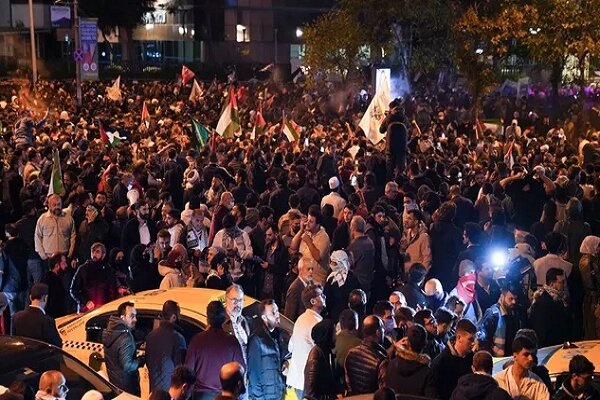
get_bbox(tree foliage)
[304,7,368,81]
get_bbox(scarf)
[327,267,348,287]
[456,273,477,304]
[530,285,568,310]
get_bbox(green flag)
[48,149,65,197]
[191,119,210,150]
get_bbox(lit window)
[236,24,249,42]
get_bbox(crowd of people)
[1,75,600,400]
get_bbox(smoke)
[389,73,411,100]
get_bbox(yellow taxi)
[55,288,294,399]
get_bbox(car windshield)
[0,340,119,400]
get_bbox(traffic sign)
[73,48,84,63]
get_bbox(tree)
[518,0,600,113]
[452,1,532,115]
[304,7,368,82]
[79,0,154,71]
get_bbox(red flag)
[230,86,237,109]
[141,101,150,123]
[99,120,109,144]
[181,65,195,86]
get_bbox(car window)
[86,314,113,343]
[0,346,118,400]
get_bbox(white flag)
[359,74,391,144]
[189,79,203,102]
[106,76,122,102]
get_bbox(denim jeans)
[27,258,45,287]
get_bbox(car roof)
[103,288,256,315]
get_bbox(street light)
[27,0,37,84]
[178,26,185,35]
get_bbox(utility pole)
[27,0,37,84]
[73,0,82,106]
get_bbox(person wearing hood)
[108,247,132,295]
[579,235,600,340]
[382,324,436,397]
[324,250,361,323]
[344,315,388,395]
[102,301,144,396]
[528,268,569,347]
[70,242,119,313]
[554,355,600,400]
[303,319,339,400]
[145,301,187,393]
[159,244,188,289]
[400,209,432,274]
[450,351,511,400]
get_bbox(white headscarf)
[580,236,600,255]
[327,250,350,286]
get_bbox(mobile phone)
[304,137,309,147]
[320,146,324,153]
[351,176,358,187]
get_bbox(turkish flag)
[181,65,195,86]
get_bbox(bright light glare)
[491,250,507,269]
[296,28,303,38]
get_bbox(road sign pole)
[74,0,82,106]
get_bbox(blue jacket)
[247,323,288,400]
[145,320,187,393]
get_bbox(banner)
[51,5,71,28]
[359,73,391,144]
[79,18,99,81]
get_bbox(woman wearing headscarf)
[324,250,361,323]
[108,247,132,295]
[303,319,339,400]
[579,236,600,339]
[158,244,188,289]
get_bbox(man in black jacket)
[145,300,187,393]
[450,351,511,400]
[247,299,289,400]
[529,268,570,347]
[12,283,62,347]
[121,201,156,264]
[431,318,477,400]
[344,315,388,395]
[379,100,408,181]
[382,324,436,397]
[102,301,144,396]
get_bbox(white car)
[56,288,294,399]
[493,340,600,388]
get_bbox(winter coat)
[579,254,600,339]
[401,223,432,273]
[553,378,600,400]
[145,320,187,393]
[528,290,570,347]
[430,219,463,288]
[431,340,475,400]
[450,373,512,400]
[102,316,141,396]
[303,345,337,400]
[477,303,522,357]
[382,345,436,398]
[344,340,387,395]
[70,260,118,312]
[247,323,288,400]
[324,270,361,323]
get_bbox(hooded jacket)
[102,316,141,395]
[450,373,512,400]
[383,345,436,398]
[158,261,186,289]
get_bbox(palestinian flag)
[215,86,240,138]
[282,112,299,142]
[99,120,124,147]
[191,119,210,150]
[251,103,266,140]
[48,149,65,197]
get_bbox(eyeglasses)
[227,297,244,304]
